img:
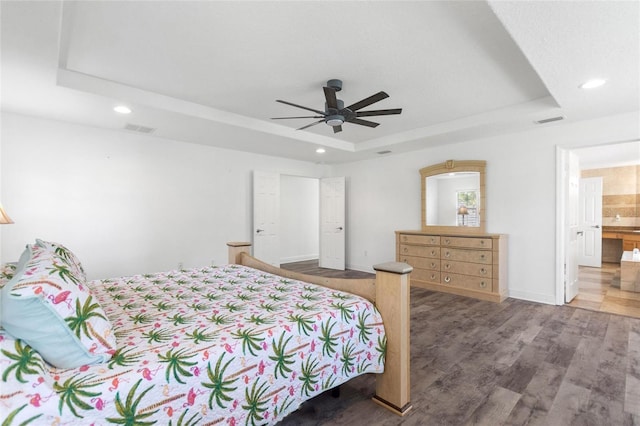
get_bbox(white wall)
[0,112,325,279]
[280,175,319,263]
[2,111,639,304]
[334,111,640,304]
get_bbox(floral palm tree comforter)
[0,264,386,425]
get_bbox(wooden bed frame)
[227,242,413,416]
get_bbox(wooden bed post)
[227,241,251,264]
[372,261,412,416]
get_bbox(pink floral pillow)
[0,244,116,368]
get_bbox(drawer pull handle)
[480,240,485,245]
[431,250,436,256]
[480,254,485,259]
[403,247,408,253]
[403,258,408,263]
[445,263,451,270]
[431,238,435,243]
[480,281,487,289]
[444,276,451,283]
[431,263,436,268]
[403,236,407,241]
[444,239,450,244]
[430,274,436,280]
[445,251,451,258]
[480,268,487,275]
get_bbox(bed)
[0,240,411,425]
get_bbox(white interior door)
[565,152,580,302]
[578,177,603,267]
[253,171,280,267]
[319,177,345,270]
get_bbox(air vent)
[124,123,156,134]
[534,116,565,125]
[377,150,392,155]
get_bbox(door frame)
[555,146,568,305]
[253,172,346,268]
[555,147,581,304]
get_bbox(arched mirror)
[420,160,486,234]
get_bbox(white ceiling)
[1,1,639,164]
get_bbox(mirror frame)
[420,159,486,234]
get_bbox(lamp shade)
[0,205,14,224]
[457,206,468,216]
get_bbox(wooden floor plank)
[568,262,640,319]
[278,260,640,425]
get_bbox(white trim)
[509,289,557,305]
[555,146,567,305]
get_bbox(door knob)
[337,226,343,231]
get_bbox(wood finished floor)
[279,260,640,425]
[568,263,640,319]
[280,259,376,279]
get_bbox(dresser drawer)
[441,260,492,278]
[399,255,440,270]
[441,272,492,292]
[441,247,492,264]
[441,236,492,249]
[399,234,441,246]
[412,268,441,283]
[399,244,441,259]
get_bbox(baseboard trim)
[508,289,556,305]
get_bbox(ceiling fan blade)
[348,118,380,128]
[333,125,342,133]
[356,108,402,117]
[297,119,325,131]
[346,91,389,111]
[323,86,338,110]
[271,115,324,120]
[276,100,326,116]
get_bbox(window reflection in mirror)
[425,173,480,227]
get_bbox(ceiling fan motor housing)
[326,99,344,112]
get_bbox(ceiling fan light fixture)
[326,115,344,127]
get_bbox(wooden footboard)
[227,242,412,416]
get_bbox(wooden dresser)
[396,230,508,302]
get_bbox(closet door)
[253,171,280,266]
[319,177,345,270]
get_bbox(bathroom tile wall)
[582,165,639,227]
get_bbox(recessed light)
[579,79,606,89]
[114,105,132,114]
[316,148,326,154]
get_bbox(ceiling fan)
[271,79,402,133]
